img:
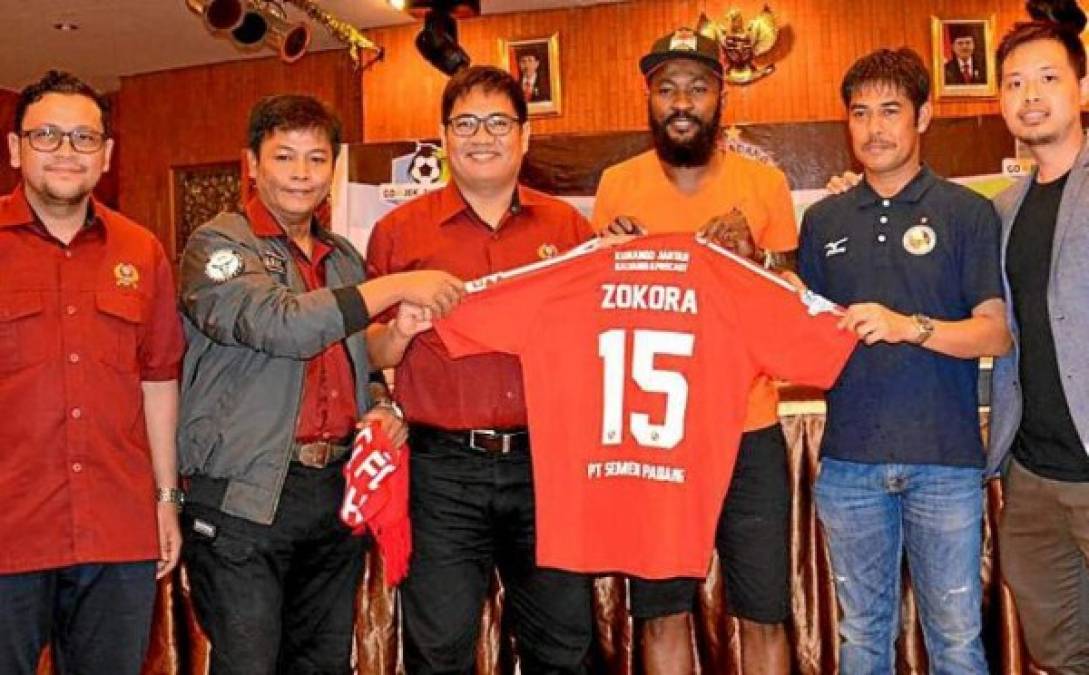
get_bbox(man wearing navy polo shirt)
[797,48,1010,674]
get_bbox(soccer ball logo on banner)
[408,145,448,185]
[381,142,450,203]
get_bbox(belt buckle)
[468,429,511,454]
[297,441,334,468]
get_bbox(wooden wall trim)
[361,0,1029,142]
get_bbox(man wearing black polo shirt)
[990,13,1089,671]
[798,48,1009,674]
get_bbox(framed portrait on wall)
[932,16,997,98]
[498,33,562,116]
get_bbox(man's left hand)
[156,503,182,579]
[838,303,914,345]
[699,209,760,261]
[362,404,408,448]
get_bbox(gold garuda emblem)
[697,5,782,86]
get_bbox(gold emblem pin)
[538,243,559,260]
[114,263,140,288]
[903,224,937,256]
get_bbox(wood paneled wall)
[0,88,19,195]
[117,49,362,253]
[362,0,1027,141]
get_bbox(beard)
[36,179,93,207]
[649,101,722,167]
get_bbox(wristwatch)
[911,313,935,345]
[156,487,185,511]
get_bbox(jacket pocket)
[93,290,145,372]
[0,292,46,372]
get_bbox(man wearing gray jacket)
[177,94,462,675]
[990,16,1089,673]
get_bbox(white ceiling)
[0,0,623,92]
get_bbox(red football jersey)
[435,233,856,579]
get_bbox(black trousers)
[401,428,594,675]
[0,561,156,675]
[182,462,365,675]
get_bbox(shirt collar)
[852,165,937,208]
[245,195,331,243]
[0,182,103,232]
[435,181,539,226]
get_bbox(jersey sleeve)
[434,266,560,358]
[705,246,856,389]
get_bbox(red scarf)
[340,421,411,586]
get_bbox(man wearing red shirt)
[0,71,184,675]
[366,66,595,674]
[178,95,461,675]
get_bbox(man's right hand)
[390,301,433,341]
[598,215,647,237]
[390,270,465,317]
[826,171,862,194]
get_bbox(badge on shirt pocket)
[903,218,937,256]
[113,262,140,289]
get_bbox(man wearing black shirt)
[991,16,1089,672]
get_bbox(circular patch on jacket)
[205,248,243,282]
[902,225,936,256]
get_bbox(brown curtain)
[37,412,1044,674]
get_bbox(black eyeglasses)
[20,125,107,153]
[445,113,522,138]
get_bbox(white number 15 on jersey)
[598,329,694,450]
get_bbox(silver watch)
[156,487,185,510]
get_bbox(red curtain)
[37,412,1042,674]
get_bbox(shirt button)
[879,215,889,224]
[882,199,891,207]
[72,462,83,473]
[68,353,80,364]
[329,389,339,399]
[322,431,332,439]
[71,407,82,419]
[64,250,73,259]
[877,234,887,243]
[65,305,77,316]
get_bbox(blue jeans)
[0,562,156,675]
[814,459,987,675]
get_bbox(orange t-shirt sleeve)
[753,167,798,253]
[590,165,624,232]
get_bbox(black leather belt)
[414,425,530,454]
[292,439,352,468]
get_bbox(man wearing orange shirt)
[593,28,796,675]
[0,70,185,675]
